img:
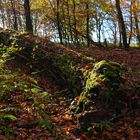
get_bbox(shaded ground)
[0,30,140,139]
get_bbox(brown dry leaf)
[84,64,91,70]
[83,71,88,76]
[62,114,72,121]
[20,102,27,108]
[64,127,71,132]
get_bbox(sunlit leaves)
[99,0,112,12]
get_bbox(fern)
[0,114,17,121]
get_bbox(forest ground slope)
[0,29,140,140]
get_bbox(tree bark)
[72,0,78,44]
[66,0,73,43]
[24,0,33,34]
[133,8,140,47]
[56,0,63,44]
[115,0,129,48]
[10,0,18,30]
[86,2,90,47]
[128,0,133,46]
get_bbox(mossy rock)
[69,60,126,131]
[93,60,122,77]
[70,60,124,114]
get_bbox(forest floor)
[0,32,140,140]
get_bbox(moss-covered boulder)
[69,60,125,130]
[70,60,124,115]
[77,60,124,112]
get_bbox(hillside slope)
[0,29,140,140]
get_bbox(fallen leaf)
[62,114,72,121]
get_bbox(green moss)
[76,60,124,113]
[93,60,121,77]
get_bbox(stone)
[77,60,123,113]
[69,60,125,130]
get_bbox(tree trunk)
[24,0,33,34]
[34,12,38,34]
[1,9,5,29]
[128,0,133,46]
[98,19,101,46]
[66,0,73,43]
[18,15,22,31]
[115,0,128,48]
[6,9,12,28]
[10,0,18,30]
[86,2,90,47]
[114,23,117,47]
[133,8,140,47]
[72,0,78,44]
[56,0,63,44]
[119,31,122,47]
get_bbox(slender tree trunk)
[128,0,133,46]
[0,0,5,29]
[10,0,18,30]
[18,15,22,31]
[1,10,5,29]
[114,23,117,47]
[24,0,33,34]
[86,2,90,47]
[133,8,140,47]
[115,0,128,48]
[56,0,63,44]
[6,9,12,28]
[34,12,38,34]
[66,0,73,43]
[72,0,78,44]
[61,2,68,44]
[95,12,101,46]
[119,31,122,47]
[98,19,101,45]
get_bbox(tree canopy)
[0,0,140,47]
